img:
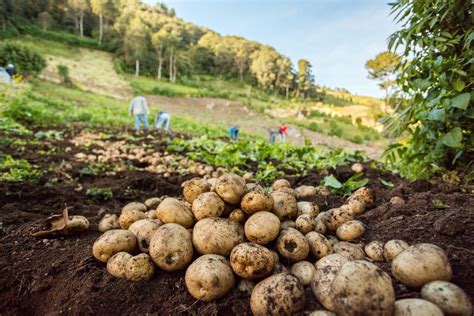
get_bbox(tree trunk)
[169,47,174,81]
[1,15,5,32]
[135,59,140,77]
[98,14,103,45]
[157,46,163,80]
[79,11,84,37]
[286,86,289,99]
[173,58,177,82]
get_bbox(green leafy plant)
[0,155,42,182]
[86,187,113,203]
[321,173,369,196]
[0,42,46,78]
[432,199,449,209]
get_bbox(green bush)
[0,42,46,78]
[57,64,73,87]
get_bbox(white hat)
[7,64,14,68]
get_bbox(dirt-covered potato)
[314,219,327,234]
[364,241,384,261]
[297,201,319,217]
[185,254,235,302]
[346,196,366,215]
[324,207,354,231]
[122,202,147,214]
[144,197,162,210]
[392,243,452,288]
[271,191,298,220]
[146,210,157,219]
[350,187,374,205]
[207,177,217,191]
[251,273,306,316]
[119,209,146,229]
[125,253,155,281]
[156,198,194,228]
[331,260,395,315]
[327,235,339,247]
[294,185,317,199]
[128,219,162,253]
[315,186,331,196]
[106,252,132,279]
[421,281,472,316]
[149,223,193,271]
[272,179,291,191]
[306,231,333,259]
[229,208,246,223]
[384,239,409,262]
[394,298,443,316]
[230,242,275,279]
[333,242,365,260]
[295,214,318,234]
[276,228,310,261]
[99,213,120,232]
[290,261,316,285]
[281,220,296,229]
[191,192,225,220]
[182,178,210,203]
[351,163,364,173]
[241,190,274,214]
[193,217,245,256]
[92,229,137,262]
[390,196,405,205]
[278,186,297,197]
[245,211,280,245]
[336,220,365,241]
[309,311,336,316]
[215,173,246,204]
[237,279,255,295]
[243,172,253,181]
[312,254,349,311]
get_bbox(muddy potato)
[156,198,194,228]
[271,191,298,220]
[295,185,317,199]
[193,217,245,256]
[390,196,405,205]
[214,173,246,204]
[229,208,246,223]
[290,261,316,285]
[331,260,395,316]
[149,223,193,271]
[272,179,291,191]
[278,186,297,197]
[125,253,155,281]
[251,273,306,316]
[146,210,157,219]
[241,190,274,214]
[245,211,280,245]
[351,163,364,173]
[306,231,333,259]
[346,196,366,215]
[297,201,319,217]
[191,192,225,220]
[276,228,310,261]
[336,220,365,241]
[230,242,275,279]
[327,235,339,247]
[281,220,296,229]
[392,243,452,288]
[122,202,147,214]
[98,213,120,232]
[309,311,336,316]
[119,209,146,229]
[237,279,256,295]
[243,172,253,181]
[394,298,443,316]
[144,197,161,210]
[207,177,217,191]
[185,254,235,302]
[333,242,365,260]
[351,187,374,205]
[128,219,162,253]
[324,207,354,231]
[364,241,384,261]
[295,214,318,234]
[92,229,137,262]
[314,219,327,234]
[182,178,210,203]
[106,252,132,279]
[316,186,331,196]
[421,281,472,316]
[383,239,409,262]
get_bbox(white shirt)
[129,96,149,115]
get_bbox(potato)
[294,185,317,199]
[309,311,336,316]
[290,261,316,285]
[241,190,274,214]
[119,209,146,229]
[215,173,246,204]
[314,219,327,234]
[383,239,409,262]
[229,208,246,223]
[315,186,331,196]
[182,178,210,203]
[278,186,297,197]
[149,223,193,271]
[272,179,291,191]
[331,260,395,316]
[193,217,245,256]
[346,196,366,215]
[390,196,405,205]
[333,242,365,260]
[350,187,374,204]
[392,243,452,288]
[276,228,310,261]
[144,197,161,210]
[271,191,298,220]
[312,254,349,311]
[351,163,364,173]
[185,254,235,302]
[324,207,354,231]
[128,219,162,253]
[281,220,296,229]
[421,281,472,316]
[243,172,253,181]
[106,252,132,279]
[364,241,384,261]
[98,214,120,232]
[327,235,339,247]
[251,273,305,316]
[237,278,256,295]
[207,177,217,191]
[245,211,280,245]
[125,253,155,281]
[92,229,137,262]
[295,214,318,234]
[230,242,275,279]
[122,202,147,214]
[336,220,365,241]
[191,192,225,220]
[146,210,157,219]
[305,231,333,259]
[156,198,194,228]
[394,298,443,316]
[297,201,319,217]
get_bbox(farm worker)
[155,111,171,131]
[5,64,17,77]
[129,95,150,131]
[279,124,288,142]
[269,128,277,144]
[0,68,11,84]
[229,124,239,143]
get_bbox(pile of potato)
[92,173,472,315]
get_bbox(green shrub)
[352,135,364,144]
[0,42,46,78]
[57,64,73,87]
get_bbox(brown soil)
[0,130,473,315]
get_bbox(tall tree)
[90,0,109,45]
[250,46,279,91]
[37,11,54,30]
[297,59,314,98]
[67,0,88,37]
[365,51,401,105]
[275,57,294,98]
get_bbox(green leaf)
[427,108,445,121]
[450,93,470,110]
[453,80,465,92]
[432,199,449,209]
[442,127,463,148]
[321,175,342,189]
[379,178,395,187]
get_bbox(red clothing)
[280,126,288,134]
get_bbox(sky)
[144,0,399,98]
